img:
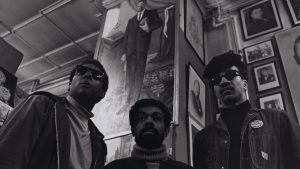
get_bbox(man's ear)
[242,79,248,91]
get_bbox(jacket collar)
[215,108,259,132]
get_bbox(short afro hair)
[203,51,248,82]
[129,99,171,129]
[69,59,109,92]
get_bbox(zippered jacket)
[193,108,300,169]
[0,92,107,169]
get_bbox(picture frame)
[259,92,285,110]
[104,131,135,164]
[275,26,300,124]
[185,0,205,63]
[244,40,275,64]
[253,62,280,92]
[284,0,300,25]
[187,64,205,127]
[239,0,282,40]
[187,115,203,166]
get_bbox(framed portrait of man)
[253,62,280,92]
[185,0,205,63]
[284,0,300,25]
[187,64,205,127]
[240,0,282,40]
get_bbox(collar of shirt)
[137,8,146,20]
[66,95,94,119]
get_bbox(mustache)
[220,85,234,93]
[140,127,158,136]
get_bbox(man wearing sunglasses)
[0,59,109,169]
[193,51,300,169]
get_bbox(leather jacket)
[0,92,107,169]
[193,108,300,169]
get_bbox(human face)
[69,63,105,104]
[212,66,248,108]
[194,81,200,96]
[137,1,145,12]
[132,106,169,149]
[251,8,263,20]
[261,69,268,77]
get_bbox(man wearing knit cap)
[105,98,193,169]
[193,51,300,169]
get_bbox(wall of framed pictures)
[89,0,300,165]
[238,0,299,122]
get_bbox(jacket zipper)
[54,103,60,169]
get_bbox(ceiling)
[0,0,254,96]
[0,0,104,96]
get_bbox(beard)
[222,92,243,106]
[135,127,164,149]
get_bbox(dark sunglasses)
[75,65,105,81]
[209,70,241,86]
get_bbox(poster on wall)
[92,2,176,136]
[275,26,300,124]
[104,131,134,164]
[185,0,204,63]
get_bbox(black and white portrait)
[254,62,280,92]
[240,0,282,39]
[188,65,205,126]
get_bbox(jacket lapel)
[54,98,70,169]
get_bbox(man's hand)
[121,54,126,62]
[139,18,149,32]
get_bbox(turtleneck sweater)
[131,144,168,169]
[220,100,251,169]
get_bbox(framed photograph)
[104,131,135,164]
[188,64,205,127]
[253,62,280,92]
[284,0,300,25]
[185,0,204,63]
[240,0,282,40]
[275,26,300,124]
[244,40,275,64]
[188,115,203,166]
[259,92,285,110]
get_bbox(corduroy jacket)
[193,108,300,169]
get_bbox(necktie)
[138,12,142,21]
